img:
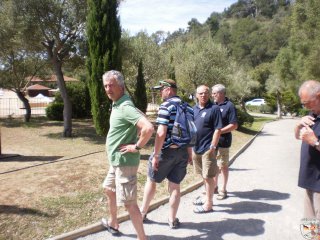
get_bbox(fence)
[0,98,49,118]
[0,98,159,119]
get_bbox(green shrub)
[48,82,91,120]
[246,104,274,114]
[245,105,260,112]
[46,102,64,121]
[259,104,273,113]
[297,108,309,117]
[236,107,254,127]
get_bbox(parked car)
[245,98,265,106]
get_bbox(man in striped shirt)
[140,79,193,229]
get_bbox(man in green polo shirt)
[101,70,154,240]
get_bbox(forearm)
[221,123,238,134]
[136,125,154,148]
[294,124,302,140]
[135,117,154,148]
[211,129,221,148]
[153,126,167,155]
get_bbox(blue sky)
[119,0,238,35]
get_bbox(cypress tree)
[168,55,176,80]
[86,0,121,136]
[134,60,148,113]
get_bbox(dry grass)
[0,116,271,240]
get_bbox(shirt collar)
[215,97,229,106]
[196,100,212,109]
[112,94,129,107]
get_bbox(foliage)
[224,0,291,18]
[246,104,274,114]
[86,0,121,136]
[297,108,309,117]
[236,106,254,127]
[169,36,231,94]
[47,82,91,119]
[281,89,301,115]
[275,0,320,87]
[21,0,87,136]
[249,62,272,97]
[46,102,64,121]
[121,31,168,95]
[134,60,148,113]
[227,63,260,107]
[0,0,49,122]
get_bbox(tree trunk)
[240,97,246,112]
[276,90,282,119]
[54,65,72,137]
[16,91,31,122]
[44,38,73,138]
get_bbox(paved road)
[78,118,306,240]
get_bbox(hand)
[119,144,138,154]
[152,157,159,171]
[298,115,315,128]
[188,154,193,165]
[300,125,318,145]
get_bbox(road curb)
[48,124,265,240]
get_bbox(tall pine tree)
[134,60,148,113]
[86,0,121,136]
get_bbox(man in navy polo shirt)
[294,80,320,220]
[212,84,238,200]
[192,85,222,213]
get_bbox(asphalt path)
[78,118,306,240]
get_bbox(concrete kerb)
[48,124,266,240]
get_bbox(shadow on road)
[216,201,282,214]
[231,189,290,201]
[118,218,265,240]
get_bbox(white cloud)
[119,0,237,35]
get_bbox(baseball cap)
[153,79,177,90]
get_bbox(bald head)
[298,80,320,114]
[299,80,320,98]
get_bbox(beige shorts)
[102,165,138,207]
[192,149,218,178]
[304,189,320,219]
[217,147,230,168]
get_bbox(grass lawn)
[0,115,274,240]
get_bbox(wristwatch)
[135,144,141,150]
[313,140,320,148]
[210,144,217,150]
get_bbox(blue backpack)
[170,101,197,147]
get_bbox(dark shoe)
[193,206,214,214]
[101,218,120,236]
[142,213,148,223]
[168,218,180,229]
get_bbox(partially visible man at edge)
[101,70,154,240]
[212,84,238,200]
[294,80,320,220]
